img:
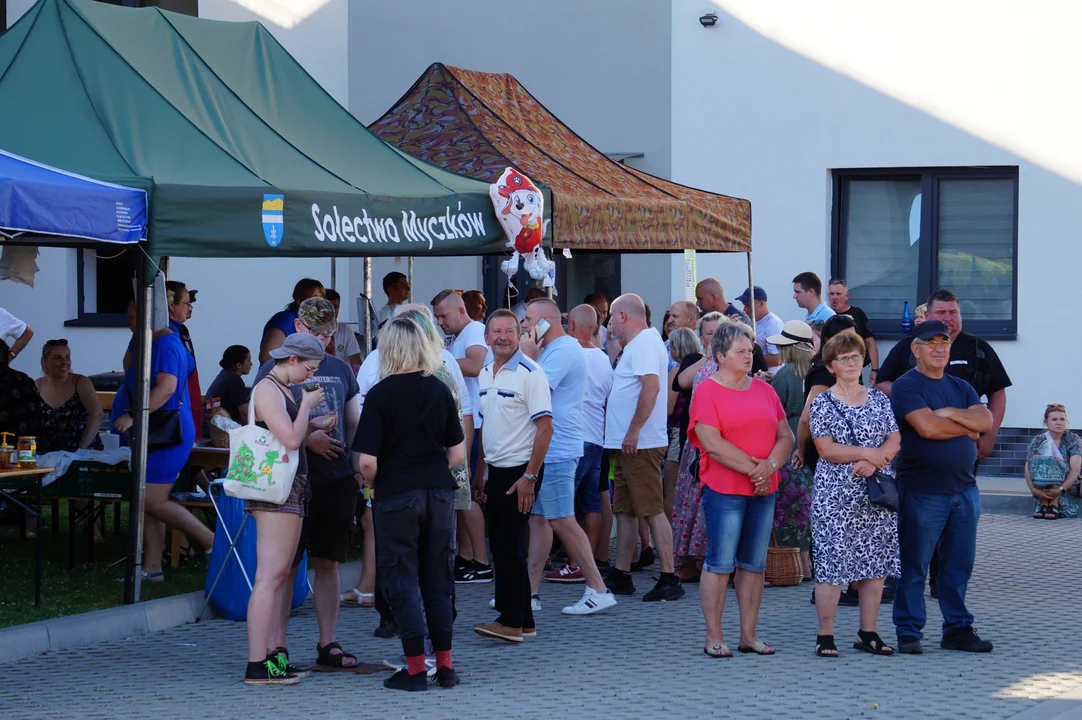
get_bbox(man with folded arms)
[889,320,994,655]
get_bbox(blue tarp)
[0,148,147,243]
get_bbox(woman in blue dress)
[113,300,215,581]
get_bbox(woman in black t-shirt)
[353,315,465,691]
[205,345,252,426]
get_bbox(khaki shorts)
[612,447,666,518]
[453,459,472,511]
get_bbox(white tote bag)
[222,380,299,504]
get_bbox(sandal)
[737,638,775,655]
[313,641,359,672]
[815,634,839,657]
[1034,505,1049,519]
[1046,506,1062,520]
[853,630,894,656]
[703,642,732,658]
[340,588,375,608]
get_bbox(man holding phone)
[521,299,617,616]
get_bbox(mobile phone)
[534,318,551,338]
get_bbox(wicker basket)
[206,408,233,449]
[765,533,803,587]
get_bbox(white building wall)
[0,0,351,389]
[670,0,1082,429]
[346,0,675,314]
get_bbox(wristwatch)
[767,458,778,471]
[523,472,540,484]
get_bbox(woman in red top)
[688,322,793,658]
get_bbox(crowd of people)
[7,264,1080,691]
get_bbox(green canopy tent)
[0,0,515,603]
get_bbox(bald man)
[602,294,685,602]
[431,289,494,584]
[520,299,617,614]
[695,278,752,326]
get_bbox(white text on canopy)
[311,202,487,251]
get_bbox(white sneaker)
[562,587,617,615]
[382,655,437,678]
[489,595,542,611]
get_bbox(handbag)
[147,410,182,451]
[222,379,300,504]
[822,392,899,513]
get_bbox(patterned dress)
[39,389,104,454]
[1026,432,1081,518]
[809,389,900,585]
[770,365,813,551]
[671,361,716,564]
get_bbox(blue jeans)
[701,488,776,574]
[893,485,980,640]
[574,442,604,515]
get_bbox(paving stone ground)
[1,514,1078,720]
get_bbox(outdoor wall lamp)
[699,11,718,27]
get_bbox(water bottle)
[901,301,913,336]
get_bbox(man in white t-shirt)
[325,289,361,372]
[564,303,614,573]
[736,286,784,368]
[432,289,493,584]
[0,306,33,361]
[602,294,685,603]
[377,271,410,329]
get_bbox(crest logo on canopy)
[262,194,285,247]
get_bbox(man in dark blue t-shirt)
[889,321,994,656]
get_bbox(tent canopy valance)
[370,63,752,254]
[0,0,506,258]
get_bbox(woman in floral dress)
[1025,403,1080,519]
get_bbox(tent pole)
[407,256,414,303]
[745,251,756,342]
[124,257,154,604]
[363,258,372,355]
[330,257,337,291]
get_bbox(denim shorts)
[702,487,776,574]
[574,442,604,515]
[532,458,578,520]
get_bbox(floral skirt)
[773,463,813,551]
[671,440,707,563]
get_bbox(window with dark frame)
[830,166,1018,340]
[66,247,138,328]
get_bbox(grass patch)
[0,501,207,629]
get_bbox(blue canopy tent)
[0,148,147,244]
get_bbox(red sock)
[436,650,453,670]
[405,654,427,675]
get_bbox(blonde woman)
[765,321,816,576]
[354,316,466,691]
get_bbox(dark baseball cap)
[913,320,951,341]
[736,286,767,304]
[298,297,337,335]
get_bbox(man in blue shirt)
[792,271,835,324]
[521,298,617,616]
[889,320,994,655]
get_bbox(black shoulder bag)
[822,392,899,513]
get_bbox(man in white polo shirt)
[603,294,685,603]
[473,310,553,644]
[432,289,493,584]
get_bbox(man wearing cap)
[888,319,995,655]
[695,278,752,326]
[738,286,784,368]
[252,296,362,669]
[827,279,879,382]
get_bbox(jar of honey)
[16,436,37,469]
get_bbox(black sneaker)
[897,636,924,655]
[941,627,993,653]
[642,576,685,603]
[456,561,493,584]
[605,568,635,596]
[272,648,309,678]
[435,666,460,688]
[595,560,611,577]
[374,618,399,639]
[244,657,300,685]
[630,546,656,571]
[838,586,859,606]
[454,555,469,574]
[383,668,428,692]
